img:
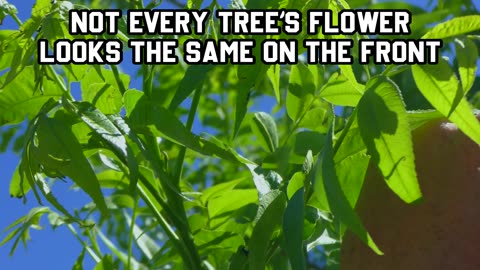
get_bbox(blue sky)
[1,0,480,269]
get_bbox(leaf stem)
[140,136,203,269]
[46,65,73,100]
[66,224,101,263]
[142,65,154,98]
[111,65,127,95]
[10,13,23,27]
[173,84,203,185]
[127,197,139,270]
[137,176,203,269]
[381,64,395,76]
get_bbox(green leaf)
[200,178,247,205]
[72,248,86,270]
[169,65,213,110]
[0,30,19,70]
[233,39,270,138]
[0,0,52,87]
[126,90,250,164]
[412,58,480,145]
[9,164,31,199]
[93,255,115,270]
[315,123,382,255]
[335,153,370,208]
[75,100,171,199]
[208,189,258,219]
[32,114,108,215]
[18,101,58,205]
[234,87,251,139]
[455,37,478,94]
[187,0,204,8]
[98,231,146,269]
[188,214,207,234]
[287,172,305,200]
[287,63,315,122]
[313,139,368,212]
[0,37,36,88]
[72,100,201,267]
[422,15,480,39]
[357,76,422,203]
[124,211,160,260]
[31,0,51,18]
[194,229,244,254]
[338,64,364,93]
[68,102,141,192]
[407,110,444,131]
[250,112,279,152]
[267,64,281,103]
[283,188,306,270]
[297,104,332,133]
[81,67,129,114]
[96,169,129,189]
[411,9,450,35]
[248,190,286,270]
[0,126,18,152]
[106,194,135,209]
[83,83,123,115]
[0,206,50,256]
[319,73,363,106]
[246,164,282,197]
[17,106,86,223]
[333,118,366,165]
[107,115,141,192]
[0,67,63,126]
[41,4,72,47]
[229,247,248,270]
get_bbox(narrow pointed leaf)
[407,110,444,131]
[283,188,306,270]
[250,112,279,152]
[248,190,286,270]
[9,164,31,199]
[0,67,63,126]
[169,65,213,110]
[93,255,115,270]
[124,211,160,260]
[422,15,480,39]
[70,102,139,191]
[80,67,129,114]
[317,124,382,255]
[246,164,282,197]
[72,248,86,270]
[267,64,281,103]
[455,37,478,94]
[233,50,269,138]
[412,59,480,145]
[287,63,315,122]
[319,73,363,106]
[33,115,108,215]
[357,76,421,203]
[126,90,250,164]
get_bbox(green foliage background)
[0,0,479,269]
